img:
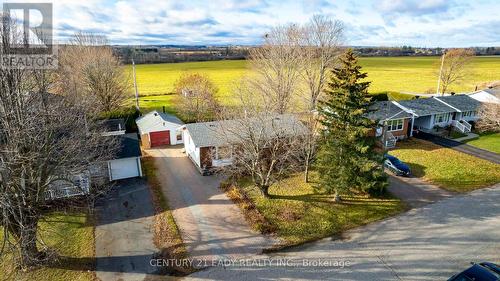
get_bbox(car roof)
[462,264,500,281]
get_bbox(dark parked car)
[384,154,411,176]
[448,262,500,281]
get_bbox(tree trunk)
[10,215,43,267]
[304,162,310,183]
[260,185,270,198]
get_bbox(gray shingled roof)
[484,88,500,98]
[366,101,413,121]
[398,97,455,117]
[435,95,481,112]
[101,118,126,132]
[113,133,141,159]
[185,114,309,148]
[136,110,184,134]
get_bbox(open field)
[391,139,500,192]
[232,173,404,246]
[128,56,500,95]
[464,132,500,154]
[128,56,500,114]
[0,212,95,281]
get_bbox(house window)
[176,131,182,141]
[387,119,404,131]
[434,113,450,124]
[215,146,232,160]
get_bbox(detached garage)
[108,133,143,181]
[136,111,184,148]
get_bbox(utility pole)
[132,58,140,111]
[436,52,445,96]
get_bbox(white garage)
[108,157,142,181]
[106,133,143,181]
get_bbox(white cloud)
[6,0,495,47]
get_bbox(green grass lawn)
[464,132,500,154]
[0,212,95,281]
[391,139,500,192]
[129,56,500,114]
[233,173,405,246]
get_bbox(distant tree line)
[113,45,500,64]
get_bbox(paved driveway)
[95,179,157,281]
[416,132,500,164]
[388,175,455,208]
[146,146,276,264]
[188,184,500,280]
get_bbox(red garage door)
[150,131,170,147]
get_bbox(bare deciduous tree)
[297,15,344,182]
[438,49,475,94]
[300,15,344,111]
[174,72,220,122]
[0,18,117,268]
[475,102,500,133]
[215,92,308,198]
[56,32,130,114]
[247,24,303,114]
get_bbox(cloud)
[378,0,453,16]
[43,0,499,47]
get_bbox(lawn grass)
[391,139,500,192]
[464,132,500,154]
[129,56,500,114]
[232,172,405,246]
[0,212,95,281]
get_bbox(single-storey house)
[182,114,308,174]
[136,110,184,148]
[366,101,414,148]
[397,95,481,133]
[469,88,500,104]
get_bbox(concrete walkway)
[146,146,276,264]
[416,132,500,164]
[188,184,500,280]
[95,179,157,281]
[453,132,479,142]
[388,175,455,208]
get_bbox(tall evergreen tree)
[316,49,387,201]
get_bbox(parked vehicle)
[384,154,411,176]
[448,262,500,281]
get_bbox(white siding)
[413,115,433,129]
[183,130,201,167]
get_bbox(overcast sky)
[6,0,500,47]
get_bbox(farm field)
[127,56,500,114]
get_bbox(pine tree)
[316,49,387,201]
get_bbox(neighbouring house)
[100,118,126,136]
[469,88,500,104]
[181,114,308,174]
[366,101,414,148]
[397,95,481,134]
[136,110,184,148]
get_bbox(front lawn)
[231,173,405,246]
[391,139,500,192]
[0,212,95,281]
[464,132,500,154]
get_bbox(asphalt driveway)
[388,175,455,208]
[188,184,500,280]
[95,178,157,281]
[146,146,276,264]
